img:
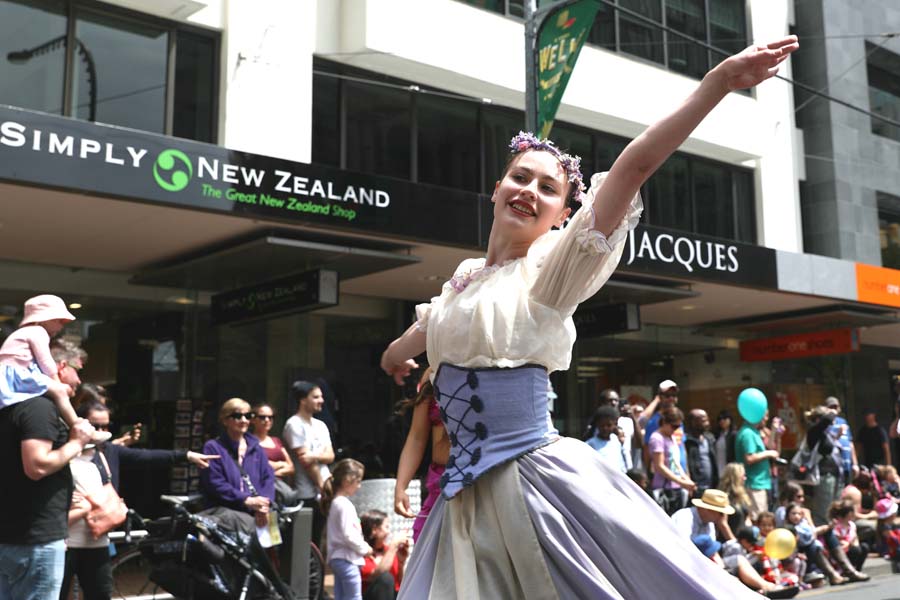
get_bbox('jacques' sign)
[621,225,778,288]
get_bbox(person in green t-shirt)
[734,410,780,519]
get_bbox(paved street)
[798,574,900,599]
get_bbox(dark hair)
[320,458,365,516]
[499,149,580,207]
[736,527,757,544]
[851,470,872,490]
[784,503,805,522]
[756,511,775,526]
[397,367,434,414]
[360,509,389,547]
[626,468,647,483]
[592,405,619,426]
[597,389,619,406]
[829,500,854,521]
[779,481,804,505]
[72,382,108,410]
[75,399,108,420]
[659,406,684,427]
[291,381,320,407]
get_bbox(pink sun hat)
[876,497,898,520]
[20,295,76,326]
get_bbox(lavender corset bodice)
[434,363,558,499]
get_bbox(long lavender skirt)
[399,437,759,599]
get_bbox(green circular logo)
[153,149,193,192]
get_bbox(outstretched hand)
[715,35,799,92]
[380,350,419,386]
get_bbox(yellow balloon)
[764,528,797,560]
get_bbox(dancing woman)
[381,37,799,599]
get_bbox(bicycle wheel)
[109,547,174,600]
[308,542,325,600]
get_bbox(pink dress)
[412,399,446,543]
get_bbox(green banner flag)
[536,1,599,138]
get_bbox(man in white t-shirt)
[282,381,334,502]
[282,381,334,548]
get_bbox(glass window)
[483,106,525,190]
[72,10,168,132]
[646,155,691,231]
[666,0,708,78]
[552,122,593,177]
[693,161,734,239]
[587,1,617,52]
[595,133,627,172]
[173,31,216,143]
[734,169,756,243]
[0,0,67,114]
[709,0,746,67]
[344,81,411,179]
[459,0,505,14]
[619,0,664,65]
[418,94,480,192]
[868,44,900,143]
[312,72,340,167]
[879,193,900,269]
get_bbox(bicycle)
[106,496,324,600]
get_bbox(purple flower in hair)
[508,131,586,203]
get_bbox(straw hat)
[691,489,735,515]
[20,295,76,326]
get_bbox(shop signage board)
[210,269,338,325]
[573,302,640,337]
[739,328,860,362]
[0,105,480,248]
[855,262,900,308]
[620,225,779,288]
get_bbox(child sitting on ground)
[877,465,900,500]
[0,295,108,442]
[755,512,801,588]
[875,498,900,572]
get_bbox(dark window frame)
[313,58,757,244]
[8,0,220,141]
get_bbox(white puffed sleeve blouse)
[415,173,643,374]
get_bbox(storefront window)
[0,0,67,115]
[345,81,411,180]
[173,31,217,143]
[483,106,525,186]
[418,94,480,191]
[734,170,756,244]
[72,10,168,132]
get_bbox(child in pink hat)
[0,295,109,441]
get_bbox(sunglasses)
[255,415,274,421]
[89,422,110,431]
[228,412,254,421]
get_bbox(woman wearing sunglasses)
[252,403,298,506]
[199,397,276,535]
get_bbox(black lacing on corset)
[434,369,489,490]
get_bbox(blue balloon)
[737,388,768,424]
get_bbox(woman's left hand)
[714,35,799,92]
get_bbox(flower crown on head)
[508,131,587,203]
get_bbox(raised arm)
[592,36,799,236]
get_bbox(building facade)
[2,0,900,509]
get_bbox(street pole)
[524,0,538,133]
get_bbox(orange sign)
[740,328,859,362]
[856,263,900,307]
